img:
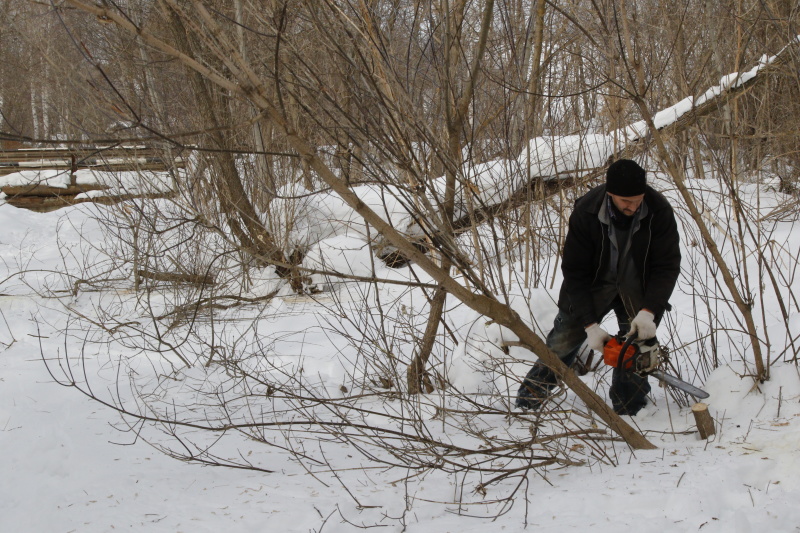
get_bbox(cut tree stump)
[692,402,716,440]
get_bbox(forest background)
[1,1,800,531]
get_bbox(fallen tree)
[64,0,657,449]
[57,0,800,449]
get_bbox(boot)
[609,373,651,415]
[515,363,558,410]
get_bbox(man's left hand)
[629,310,657,339]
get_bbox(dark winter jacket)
[557,184,681,327]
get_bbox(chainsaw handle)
[617,335,636,370]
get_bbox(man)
[516,159,681,415]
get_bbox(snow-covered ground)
[2,170,800,532]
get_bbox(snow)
[304,234,389,288]
[3,163,800,532]
[276,182,417,248]
[0,169,72,189]
[73,169,173,192]
[518,134,614,177]
[0,168,175,196]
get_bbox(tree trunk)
[166,5,297,284]
[407,0,493,395]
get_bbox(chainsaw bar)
[649,369,710,399]
[604,335,710,399]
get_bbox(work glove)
[629,309,657,340]
[585,323,611,352]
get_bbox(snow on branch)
[618,34,800,143]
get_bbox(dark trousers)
[516,296,652,414]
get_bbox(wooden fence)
[0,145,184,211]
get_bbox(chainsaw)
[602,335,709,399]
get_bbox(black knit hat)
[606,159,646,197]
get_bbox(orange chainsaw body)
[603,336,639,369]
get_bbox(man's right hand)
[629,309,657,340]
[585,323,611,352]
